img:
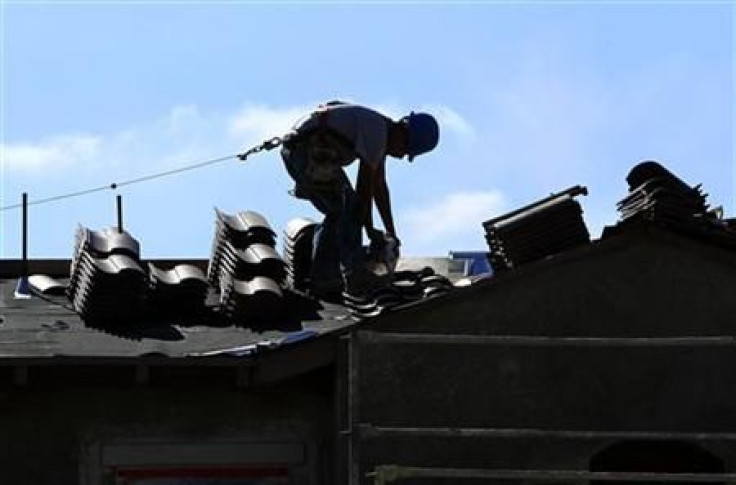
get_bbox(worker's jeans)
[281,145,362,286]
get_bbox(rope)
[0,137,282,212]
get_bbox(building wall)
[352,230,736,482]
[0,367,336,485]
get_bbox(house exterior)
[354,223,736,483]
[0,258,343,484]
[3,161,736,484]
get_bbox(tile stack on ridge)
[67,226,147,323]
[207,209,286,324]
[617,161,709,225]
[147,263,209,318]
[343,268,455,319]
[282,217,317,292]
[483,186,590,272]
[611,161,736,249]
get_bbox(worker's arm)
[356,160,397,240]
[356,160,376,238]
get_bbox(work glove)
[384,234,401,264]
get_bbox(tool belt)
[284,125,355,193]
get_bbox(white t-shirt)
[294,104,391,169]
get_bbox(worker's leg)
[282,146,347,290]
[281,146,367,289]
[310,213,341,290]
[306,180,363,290]
[335,182,363,277]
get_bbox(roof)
[1,160,734,383]
[0,269,353,360]
[0,254,464,372]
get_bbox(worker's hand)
[385,233,401,247]
[383,234,401,270]
[385,234,401,257]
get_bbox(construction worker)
[281,101,439,296]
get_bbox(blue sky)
[1,1,733,259]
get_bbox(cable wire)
[0,153,238,212]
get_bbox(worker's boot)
[309,276,344,301]
[343,268,390,298]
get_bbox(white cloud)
[2,105,232,175]
[227,103,313,143]
[399,190,508,251]
[2,100,475,177]
[423,104,477,142]
[2,134,102,171]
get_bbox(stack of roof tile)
[282,217,317,291]
[147,263,209,318]
[211,242,287,289]
[207,209,284,287]
[607,161,736,249]
[67,226,147,322]
[343,268,454,319]
[483,188,590,272]
[617,161,709,225]
[207,209,287,324]
[220,275,284,323]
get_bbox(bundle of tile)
[343,268,455,319]
[69,225,141,285]
[282,217,317,291]
[617,161,709,226]
[210,242,287,291]
[147,263,209,318]
[74,225,141,257]
[220,275,284,323]
[207,209,288,324]
[213,208,277,247]
[68,226,147,322]
[483,190,590,272]
[207,209,282,288]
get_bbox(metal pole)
[14,193,31,298]
[116,194,123,233]
[21,192,27,277]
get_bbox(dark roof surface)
[0,273,355,359]
[0,253,465,362]
[3,161,735,366]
